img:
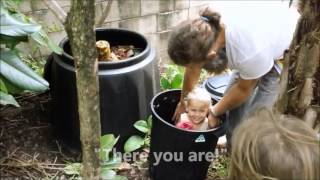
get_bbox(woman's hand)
[208,105,220,128]
[208,113,220,128]
[172,101,186,123]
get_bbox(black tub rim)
[151,89,222,134]
[58,28,150,69]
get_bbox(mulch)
[0,92,227,179]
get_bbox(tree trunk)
[65,0,101,179]
[275,0,320,130]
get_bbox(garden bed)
[0,92,228,179]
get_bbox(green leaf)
[47,35,63,54]
[0,75,23,94]
[0,78,8,93]
[124,135,144,153]
[0,50,49,91]
[101,156,122,169]
[100,134,119,161]
[0,91,20,107]
[1,50,48,86]
[31,30,63,54]
[144,137,150,147]
[134,120,148,133]
[0,60,48,92]
[63,163,81,175]
[171,73,183,89]
[0,34,28,49]
[160,77,171,90]
[100,134,119,150]
[0,7,41,36]
[30,30,47,46]
[101,169,116,180]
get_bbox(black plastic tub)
[149,90,225,180]
[45,28,160,151]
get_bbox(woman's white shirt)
[217,2,300,79]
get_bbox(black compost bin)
[45,28,160,151]
[149,90,225,180]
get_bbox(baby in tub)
[176,87,219,130]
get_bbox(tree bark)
[65,0,101,179]
[275,0,320,129]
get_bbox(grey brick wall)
[19,0,213,64]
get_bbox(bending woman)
[168,4,300,148]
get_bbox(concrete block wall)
[18,0,215,65]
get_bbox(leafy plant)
[160,64,209,91]
[64,134,127,180]
[124,115,152,153]
[0,0,62,107]
[215,155,230,178]
[160,64,184,90]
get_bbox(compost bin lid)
[204,73,231,100]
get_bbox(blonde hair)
[186,87,211,106]
[229,108,320,180]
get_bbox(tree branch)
[97,0,113,27]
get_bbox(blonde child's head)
[229,108,320,180]
[185,88,212,125]
[187,87,212,105]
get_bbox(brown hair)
[167,7,221,66]
[229,108,320,180]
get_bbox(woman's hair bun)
[200,7,221,29]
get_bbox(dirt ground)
[0,92,227,179]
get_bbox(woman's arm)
[172,63,204,121]
[211,78,258,117]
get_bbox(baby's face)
[187,100,210,125]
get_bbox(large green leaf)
[0,34,28,49]
[0,78,8,93]
[0,75,23,94]
[0,91,20,107]
[1,50,49,87]
[31,30,63,54]
[100,134,119,150]
[0,7,41,37]
[0,59,48,92]
[171,73,183,89]
[100,134,119,161]
[124,135,144,153]
[160,77,171,90]
[134,120,148,133]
